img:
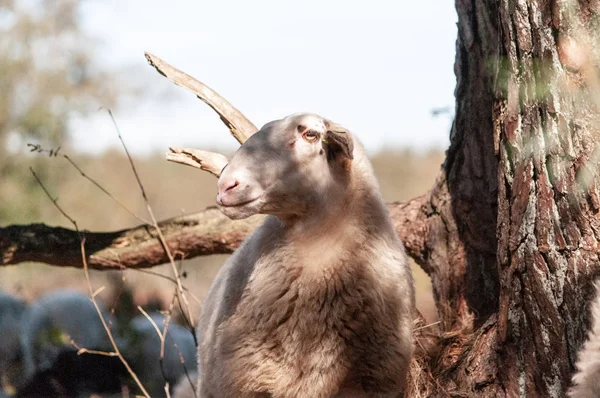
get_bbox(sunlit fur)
[570,281,600,397]
[199,113,415,397]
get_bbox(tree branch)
[389,194,431,269]
[165,147,228,177]
[0,198,430,270]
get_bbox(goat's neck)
[281,184,385,246]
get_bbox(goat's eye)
[302,130,319,142]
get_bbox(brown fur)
[198,114,415,397]
[570,281,600,397]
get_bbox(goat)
[197,113,415,397]
[0,292,27,396]
[570,281,600,397]
[18,290,126,397]
[126,313,197,398]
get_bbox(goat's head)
[216,113,355,220]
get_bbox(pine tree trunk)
[420,0,600,396]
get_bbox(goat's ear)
[323,121,354,161]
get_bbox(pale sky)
[72,0,457,154]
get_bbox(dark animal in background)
[0,287,199,398]
[0,292,28,396]
[17,289,127,397]
[126,313,197,398]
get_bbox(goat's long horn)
[145,52,258,144]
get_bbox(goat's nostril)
[225,180,240,192]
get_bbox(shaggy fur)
[570,281,600,397]
[197,113,415,397]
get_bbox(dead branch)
[166,147,228,177]
[29,169,151,398]
[27,143,150,225]
[107,108,196,330]
[144,52,258,144]
[0,197,430,271]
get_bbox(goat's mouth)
[216,196,261,208]
[217,196,262,220]
[216,196,263,220]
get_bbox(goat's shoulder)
[198,216,283,329]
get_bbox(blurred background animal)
[0,285,198,398]
[127,313,197,397]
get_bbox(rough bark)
[494,0,600,395]
[420,0,600,396]
[0,198,430,270]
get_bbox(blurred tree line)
[0,0,122,224]
[0,0,445,232]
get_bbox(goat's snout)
[217,176,241,206]
[216,173,258,208]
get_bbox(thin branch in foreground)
[30,168,79,229]
[27,143,150,225]
[413,321,442,332]
[139,305,164,340]
[132,268,202,305]
[138,289,197,398]
[30,169,151,398]
[63,154,151,225]
[107,109,196,337]
[139,305,172,396]
[163,289,198,398]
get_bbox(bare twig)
[132,268,202,305]
[63,154,151,225]
[413,321,442,332]
[27,144,150,225]
[145,52,258,144]
[166,147,228,177]
[107,109,196,338]
[30,170,150,398]
[30,168,79,228]
[139,289,196,398]
[159,303,173,395]
[80,240,151,397]
[164,289,197,397]
[138,306,164,340]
